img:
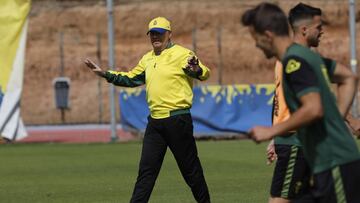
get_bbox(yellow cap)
[147,17,171,34]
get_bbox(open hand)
[183,56,202,78]
[84,58,105,77]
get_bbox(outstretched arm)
[84,58,145,87]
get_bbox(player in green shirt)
[242,3,360,202]
[264,3,358,203]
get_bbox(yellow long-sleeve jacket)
[104,44,210,119]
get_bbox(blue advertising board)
[119,84,274,136]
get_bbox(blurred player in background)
[242,3,360,202]
[265,3,357,203]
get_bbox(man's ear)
[264,30,274,41]
[300,25,307,36]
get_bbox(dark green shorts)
[270,145,311,200]
[311,159,360,203]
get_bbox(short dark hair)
[241,3,289,36]
[288,3,322,29]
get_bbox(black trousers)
[130,113,210,203]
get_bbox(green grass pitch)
[1,140,359,203]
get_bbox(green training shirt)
[274,55,337,146]
[281,43,360,174]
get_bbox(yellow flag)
[0,0,31,140]
[0,0,31,93]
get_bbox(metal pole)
[59,32,65,124]
[192,27,198,86]
[59,32,64,77]
[96,33,103,124]
[106,0,118,141]
[349,0,358,117]
[217,26,223,85]
[192,27,197,54]
[61,110,65,123]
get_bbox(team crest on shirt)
[285,59,301,74]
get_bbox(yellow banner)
[0,0,31,94]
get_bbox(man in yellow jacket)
[85,17,211,203]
